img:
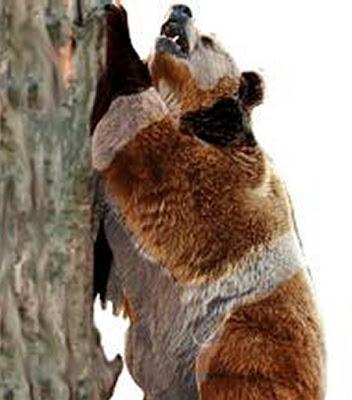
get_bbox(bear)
[91,4,264,304]
[91,4,325,400]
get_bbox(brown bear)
[91,4,325,399]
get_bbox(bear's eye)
[201,36,214,48]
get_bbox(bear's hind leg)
[196,274,323,400]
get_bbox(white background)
[94,1,352,399]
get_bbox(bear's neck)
[180,96,256,147]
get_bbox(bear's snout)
[169,4,193,22]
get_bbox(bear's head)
[148,4,264,118]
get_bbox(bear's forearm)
[92,87,170,172]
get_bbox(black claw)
[103,3,121,12]
[104,4,113,11]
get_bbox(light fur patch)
[168,232,305,361]
[92,88,169,171]
[186,22,241,89]
[158,78,181,120]
[189,43,240,89]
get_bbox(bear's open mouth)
[160,20,189,56]
[155,14,191,59]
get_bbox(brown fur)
[104,114,292,284]
[122,295,138,321]
[196,271,324,399]
[149,53,239,114]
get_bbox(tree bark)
[0,0,121,399]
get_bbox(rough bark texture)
[0,0,122,399]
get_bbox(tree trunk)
[0,0,121,398]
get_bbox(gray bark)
[0,0,122,399]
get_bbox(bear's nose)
[169,4,193,22]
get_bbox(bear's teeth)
[171,35,180,43]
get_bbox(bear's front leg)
[91,3,158,304]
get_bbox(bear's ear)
[239,71,264,109]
